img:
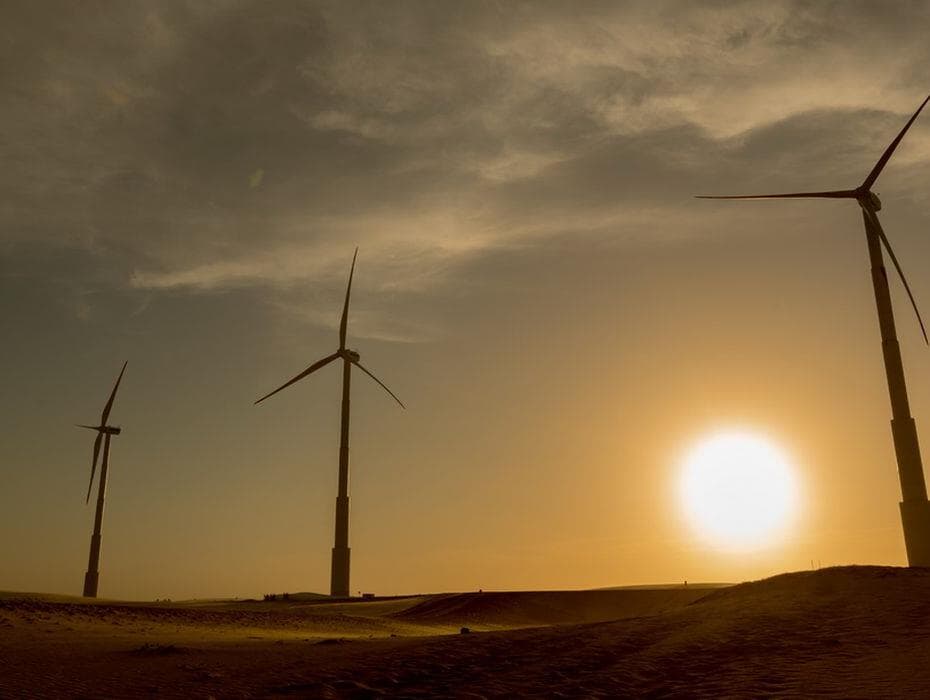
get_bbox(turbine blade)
[862,95,930,191]
[352,361,405,409]
[100,361,128,425]
[339,248,359,350]
[254,352,340,405]
[695,190,857,200]
[864,209,929,345]
[76,424,100,431]
[86,431,102,504]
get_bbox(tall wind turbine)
[697,95,930,566]
[255,248,404,597]
[77,361,128,597]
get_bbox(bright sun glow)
[679,431,799,551]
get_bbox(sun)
[679,431,799,550]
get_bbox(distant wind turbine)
[697,95,930,566]
[255,248,404,598]
[77,361,127,597]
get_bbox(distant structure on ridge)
[255,249,404,597]
[77,361,128,597]
[697,96,930,566]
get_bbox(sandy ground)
[1,567,929,697]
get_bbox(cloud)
[3,0,930,302]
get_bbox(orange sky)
[3,1,930,599]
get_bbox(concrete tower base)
[900,500,930,567]
[83,532,102,597]
[83,570,99,598]
[330,547,350,598]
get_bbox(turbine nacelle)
[253,249,405,409]
[76,424,122,435]
[859,190,883,211]
[81,361,128,504]
[696,96,929,346]
[696,96,930,213]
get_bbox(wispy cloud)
[4,0,930,303]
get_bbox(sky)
[4,0,930,600]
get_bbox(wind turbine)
[697,95,930,566]
[77,361,128,597]
[255,248,404,597]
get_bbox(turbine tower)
[77,361,128,597]
[255,248,404,597]
[697,95,930,566]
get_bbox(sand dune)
[2,567,929,697]
[393,587,709,627]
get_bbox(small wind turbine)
[255,248,404,598]
[77,361,127,597]
[697,95,930,566]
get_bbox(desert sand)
[2,566,929,697]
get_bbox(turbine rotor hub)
[343,349,360,362]
[857,189,882,211]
